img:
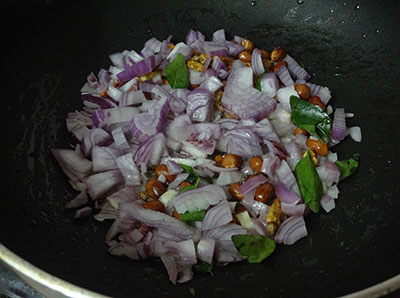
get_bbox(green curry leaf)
[231,234,276,263]
[294,150,323,213]
[165,53,189,89]
[290,95,332,143]
[336,153,360,181]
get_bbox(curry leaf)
[290,95,332,143]
[179,209,206,222]
[336,153,360,181]
[231,234,276,263]
[165,53,189,89]
[294,150,323,213]
[193,261,214,274]
[255,71,267,91]
[179,163,212,184]
[180,177,200,192]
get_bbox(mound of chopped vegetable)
[52,29,362,284]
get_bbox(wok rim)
[1,242,399,298]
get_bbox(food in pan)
[52,29,361,284]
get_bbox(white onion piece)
[51,149,92,182]
[216,171,242,185]
[164,239,197,266]
[327,151,338,163]
[174,184,227,214]
[66,191,88,209]
[109,243,140,261]
[275,216,308,245]
[161,254,178,285]
[115,153,141,186]
[196,238,215,264]
[259,72,279,98]
[120,201,197,240]
[327,185,339,199]
[236,211,253,230]
[74,206,92,218]
[276,86,298,112]
[167,42,193,62]
[87,170,124,200]
[251,48,265,76]
[276,160,297,189]
[269,104,295,137]
[274,181,302,204]
[281,202,305,216]
[348,126,362,142]
[320,194,335,213]
[202,200,232,231]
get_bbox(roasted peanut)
[179,181,192,190]
[308,96,327,110]
[306,138,329,156]
[255,182,275,204]
[262,58,272,69]
[273,61,288,73]
[155,164,176,183]
[266,197,283,236]
[143,200,165,212]
[214,154,223,163]
[294,127,307,136]
[270,47,287,62]
[230,214,239,224]
[249,156,263,173]
[173,209,181,219]
[229,182,243,200]
[295,84,311,100]
[221,154,242,168]
[145,178,167,199]
[221,57,234,67]
[234,202,247,214]
[240,38,255,52]
[259,49,269,59]
[246,174,259,181]
[238,51,252,63]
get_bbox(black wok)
[1,0,400,297]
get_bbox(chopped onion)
[174,184,227,214]
[196,238,215,264]
[251,48,265,76]
[281,202,305,216]
[274,181,302,204]
[239,174,267,195]
[320,194,335,213]
[276,65,294,87]
[259,72,279,98]
[276,86,298,112]
[330,108,346,142]
[283,54,311,81]
[216,171,242,185]
[186,88,214,122]
[202,200,233,231]
[275,216,308,245]
[348,126,362,142]
[87,170,124,200]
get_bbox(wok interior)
[2,0,400,297]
